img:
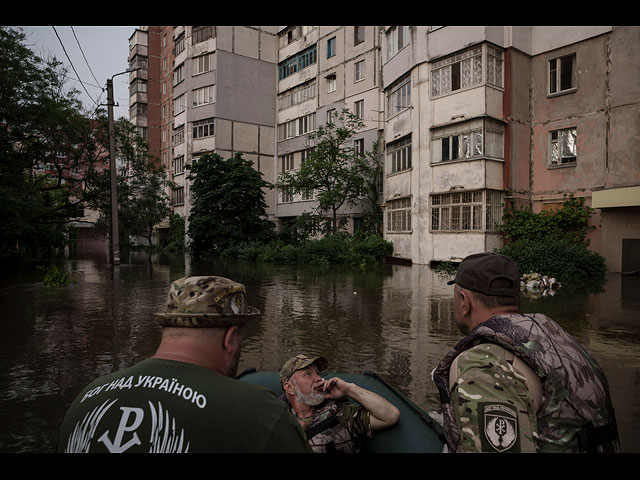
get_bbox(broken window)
[549,128,577,166]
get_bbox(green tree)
[187,152,275,257]
[276,108,381,235]
[0,26,105,261]
[86,118,171,248]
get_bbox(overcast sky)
[19,26,136,120]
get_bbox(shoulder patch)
[479,402,520,452]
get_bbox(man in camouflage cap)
[58,276,311,453]
[432,253,620,453]
[279,354,399,453]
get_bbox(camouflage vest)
[433,313,620,453]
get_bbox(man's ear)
[282,379,295,396]
[459,289,473,318]
[222,325,240,355]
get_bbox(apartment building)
[275,26,383,234]
[129,26,279,238]
[130,26,640,272]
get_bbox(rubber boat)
[237,368,445,453]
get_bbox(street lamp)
[106,67,138,265]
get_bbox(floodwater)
[1,248,639,453]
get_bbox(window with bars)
[430,190,504,232]
[387,136,412,174]
[431,45,503,97]
[386,197,412,232]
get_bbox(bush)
[498,234,607,288]
[220,234,393,269]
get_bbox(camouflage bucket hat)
[279,354,329,385]
[155,276,260,327]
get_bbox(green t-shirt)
[58,358,311,453]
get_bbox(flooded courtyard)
[1,249,639,452]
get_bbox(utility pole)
[106,77,120,265]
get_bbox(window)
[174,94,186,115]
[281,153,294,172]
[387,136,412,174]
[431,118,504,163]
[386,75,411,118]
[193,53,213,75]
[386,26,409,59]
[174,155,184,175]
[130,79,147,94]
[386,197,412,232]
[354,100,364,119]
[354,60,365,82]
[193,118,214,139]
[327,109,337,124]
[431,46,484,97]
[549,127,577,166]
[279,119,296,140]
[327,73,336,93]
[549,53,576,95]
[327,37,336,58]
[486,46,503,88]
[279,81,315,110]
[281,185,293,203]
[430,190,504,232]
[279,26,315,48]
[278,113,316,140]
[192,26,214,44]
[174,34,185,56]
[172,186,184,206]
[354,139,364,156]
[172,125,184,145]
[298,112,315,135]
[354,26,364,45]
[278,45,317,80]
[192,85,214,107]
[173,63,185,86]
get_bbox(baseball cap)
[447,252,520,297]
[279,354,328,385]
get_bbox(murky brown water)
[1,249,639,452]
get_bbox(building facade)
[129,26,640,272]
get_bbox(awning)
[592,186,640,209]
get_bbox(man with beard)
[279,354,400,453]
[58,276,311,453]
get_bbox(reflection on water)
[1,249,639,452]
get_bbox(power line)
[51,26,98,106]
[71,26,101,87]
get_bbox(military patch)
[479,402,520,452]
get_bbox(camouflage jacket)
[432,314,620,453]
[284,398,372,453]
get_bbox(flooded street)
[1,249,639,453]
